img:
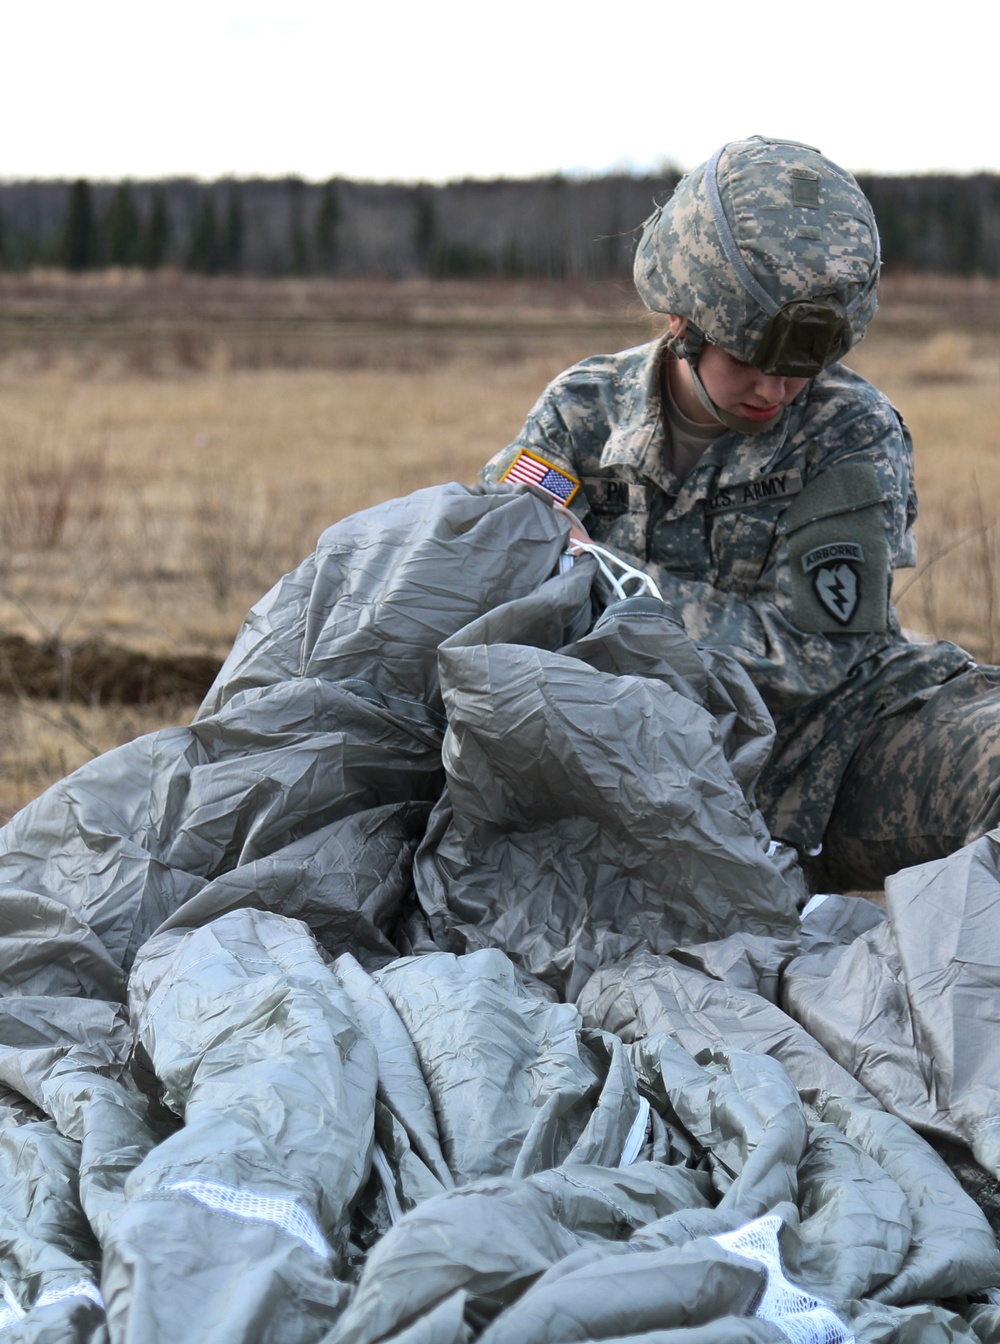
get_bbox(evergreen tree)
[187,190,221,274]
[948,181,983,276]
[315,180,341,273]
[104,182,141,266]
[287,177,308,274]
[139,187,171,269]
[13,200,43,270]
[413,186,437,272]
[64,179,97,271]
[542,175,568,279]
[859,177,910,271]
[595,178,624,278]
[222,184,244,272]
[501,240,526,278]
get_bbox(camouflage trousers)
[813,665,1000,891]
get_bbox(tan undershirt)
[661,355,725,484]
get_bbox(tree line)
[1,171,998,279]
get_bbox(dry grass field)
[1,270,998,821]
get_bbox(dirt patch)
[0,634,220,705]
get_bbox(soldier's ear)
[667,314,687,339]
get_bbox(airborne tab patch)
[801,542,865,572]
[500,450,581,505]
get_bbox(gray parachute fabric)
[783,831,1000,1177]
[0,483,997,1340]
[414,576,804,999]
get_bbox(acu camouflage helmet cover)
[634,136,881,376]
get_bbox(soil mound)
[0,633,219,704]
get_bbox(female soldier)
[483,135,999,890]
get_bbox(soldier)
[483,135,1000,891]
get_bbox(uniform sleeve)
[482,385,576,479]
[886,410,919,570]
[481,364,615,518]
[794,388,918,563]
[651,396,920,716]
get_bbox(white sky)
[4,0,996,182]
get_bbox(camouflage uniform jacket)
[482,338,970,847]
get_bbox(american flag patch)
[500,450,580,505]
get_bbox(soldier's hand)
[553,502,591,551]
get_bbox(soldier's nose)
[755,374,787,403]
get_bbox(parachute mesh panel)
[156,1179,329,1258]
[713,1214,854,1344]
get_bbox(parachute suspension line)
[570,542,663,602]
[619,1095,652,1167]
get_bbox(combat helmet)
[634,136,880,432]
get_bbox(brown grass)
[845,294,1000,656]
[1,271,998,821]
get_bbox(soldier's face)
[666,316,809,425]
[696,344,809,424]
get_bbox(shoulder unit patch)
[784,462,889,633]
[812,561,860,625]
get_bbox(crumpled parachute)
[0,483,999,1343]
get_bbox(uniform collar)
[597,338,800,491]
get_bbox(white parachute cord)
[569,541,662,602]
[619,1096,652,1167]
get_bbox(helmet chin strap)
[663,328,783,436]
[686,361,784,436]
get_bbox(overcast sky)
[5,0,995,182]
